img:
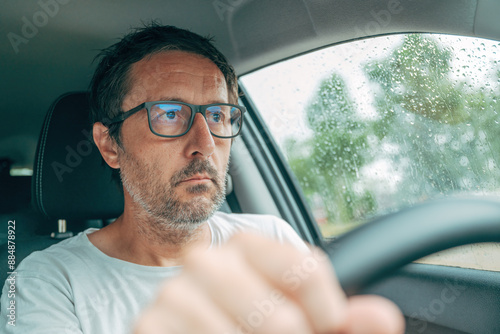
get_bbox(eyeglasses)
[103,101,246,138]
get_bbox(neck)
[87,199,212,267]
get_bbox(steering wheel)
[325,198,500,295]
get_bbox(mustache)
[171,159,220,187]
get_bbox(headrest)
[32,92,124,220]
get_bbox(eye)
[206,107,225,124]
[211,112,222,123]
[163,110,178,120]
[151,104,188,124]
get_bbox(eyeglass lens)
[149,103,242,137]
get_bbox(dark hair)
[89,23,238,147]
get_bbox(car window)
[241,33,500,270]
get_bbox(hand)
[134,233,405,334]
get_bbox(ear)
[93,122,120,169]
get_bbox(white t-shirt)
[0,212,308,334]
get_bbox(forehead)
[125,51,228,103]
[134,51,223,78]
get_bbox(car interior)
[1,0,500,333]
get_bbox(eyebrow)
[157,97,227,105]
[157,96,185,103]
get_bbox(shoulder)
[11,228,98,282]
[1,229,99,312]
[208,212,309,252]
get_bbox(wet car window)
[241,34,500,239]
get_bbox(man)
[1,24,404,333]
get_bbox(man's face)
[117,51,232,230]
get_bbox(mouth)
[178,174,214,185]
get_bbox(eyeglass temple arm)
[102,103,146,126]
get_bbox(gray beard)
[119,150,228,244]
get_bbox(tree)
[283,34,500,236]
[366,34,500,198]
[285,73,375,226]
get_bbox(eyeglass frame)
[102,100,247,139]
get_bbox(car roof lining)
[228,0,479,75]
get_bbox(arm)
[134,233,404,334]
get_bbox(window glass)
[241,34,500,240]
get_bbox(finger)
[225,233,348,333]
[133,275,236,334]
[339,295,406,334]
[183,245,314,334]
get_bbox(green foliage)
[282,34,500,237]
[285,74,376,225]
[367,35,468,134]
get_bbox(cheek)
[120,125,179,178]
[120,112,150,144]
[137,148,181,188]
[215,140,231,171]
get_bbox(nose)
[183,113,215,158]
